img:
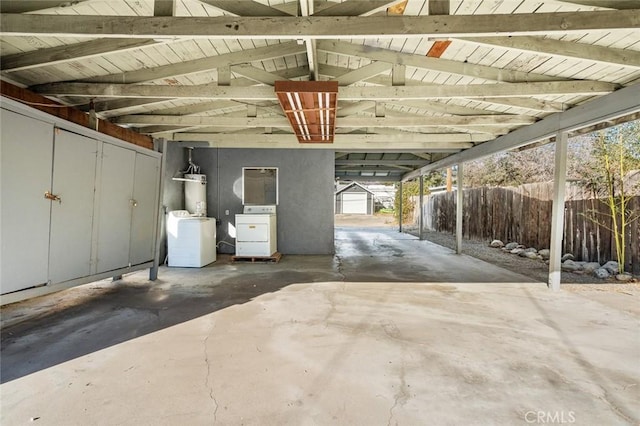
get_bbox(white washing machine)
[235,205,277,257]
[167,210,217,267]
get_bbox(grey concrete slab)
[1,227,638,425]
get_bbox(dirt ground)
[335,213,640,292]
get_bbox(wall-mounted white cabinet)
[0,100,162,303]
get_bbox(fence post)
[399,181,403,234]
[419,177,424,240]
[549,131,568,291]
[456,163,464,254]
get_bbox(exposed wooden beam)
[317,40,559,83]
[337,101,377,117]
[34,81,616,100]
[1,39,158,72]
[83,41,305,84]
[382,100,502,116]
[336,159,430,166]
[171,133,480,148]
[337,166,415,172]
[0,81,153,149]
[330,62,393,86]
[113,114,535,127]
[428,0,449,15]
[313,0,401,16]
[154,0,174,16]
[85,68,310,115]
[0,0,88,13]
[459,36,640,68]
[231,64,291,85]
[335,175,402,182]
[2,11,638,38]
[474,97,569,113]
[299,0,318,81]
[318,63,565,114]
[402,83,640,180]
[198,0,291,16]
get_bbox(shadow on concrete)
[0,258,338,384]
[1,226,536,384]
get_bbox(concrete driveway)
[1,227,638,425]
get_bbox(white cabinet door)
[96,143,135,273]
[129,153,160,266]
[48,130,98,284]
[0,109,54,294]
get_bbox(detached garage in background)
[335,182,375,215]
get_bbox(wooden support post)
[419,176,424,240]
[456,163,463,254]
[446,167,453,192]
[398,181,403,233]
[549,131,568,291]
[150,138,167,281]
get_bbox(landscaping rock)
[511,248,525,255]
[616,273,633,282]
[594,268,610,279]
[524,252,539,260]
[538,249,550,260]
[561,260,580,271]
[489,240,504,248]
[602,261,619,275]
[583,262,601,273]
[561,253,575,262]
[504,242,519,250]
[524,247,537,253]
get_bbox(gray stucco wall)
[190,148,335,255]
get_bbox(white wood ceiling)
[1,0,639,180]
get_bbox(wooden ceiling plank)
[0,0,90,13]
[551,0,639,9]
[197,0,291,16]
[313,1,402,16]
[2,11,638,38]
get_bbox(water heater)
[185,174,207,216]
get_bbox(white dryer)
[235,205,277,257]
[167,210,216,267]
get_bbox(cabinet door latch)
[44,191,61,203]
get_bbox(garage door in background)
[342,193,367,214]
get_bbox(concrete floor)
[1,227,638,425]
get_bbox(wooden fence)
[412,182,640,274]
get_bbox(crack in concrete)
[387,359,409,426]
[203,324,219,423]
